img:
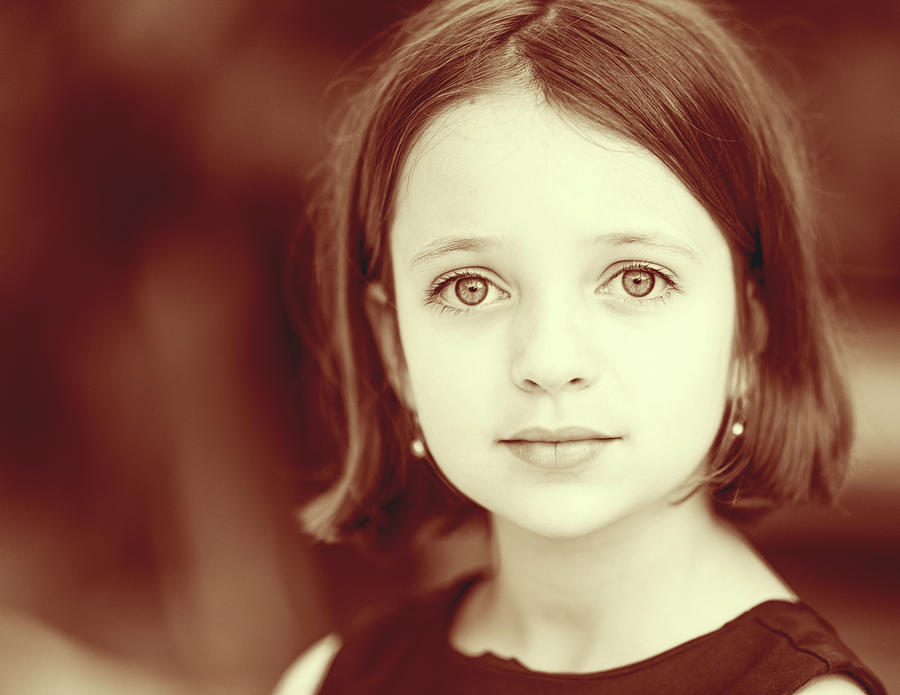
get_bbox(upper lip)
[501,426,618,443]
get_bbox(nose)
[509,293,599,396]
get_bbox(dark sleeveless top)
[318,574,886,694]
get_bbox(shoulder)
[745,601,884,695]
[270,584,447,695]
[272,633,342,695]
[793,675,870,694]
[274,574,481,694]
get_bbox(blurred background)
[0,0,897,693]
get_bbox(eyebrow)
[409,230,701,269]
[599,232,702,261]
[410,236,508,269]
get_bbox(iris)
[455,276,489,305]
[621,269,655,298]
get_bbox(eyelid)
[431,266,508,290]
[602,259,675,279]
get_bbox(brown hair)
[294,0,853,549]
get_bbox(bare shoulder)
[272,633,342,695]
[793,675,870,694]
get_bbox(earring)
[411,437,427,458]
[731,396,747,437]
[409,412,427,458]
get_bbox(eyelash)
[424,262,681,316]
[601,261,682,307]
[424,269,506,317]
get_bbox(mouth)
[499,427,620,470]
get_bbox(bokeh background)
[0,1,897,693]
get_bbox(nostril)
[519,376,590,394]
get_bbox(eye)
[426,269,510,315]
[598,262,680,306]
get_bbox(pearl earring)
[731,395,747,437]
[410,411,427,458]
[410,437,427,458]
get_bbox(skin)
[368,86,803,673]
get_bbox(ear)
[365,282,416,410]
[732,280,769,398]
[745,280,769,357]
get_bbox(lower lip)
[501,439,617,470]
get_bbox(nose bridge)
[509,282,597,394]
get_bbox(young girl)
[278,0,887,692]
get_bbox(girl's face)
[377,88,738,539]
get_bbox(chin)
[508,516,625,541]
[493,498,638,540]
[491,483,699,541]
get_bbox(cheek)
[397,309,504,446]
[621,290,735,455]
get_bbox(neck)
[452,495,792,673]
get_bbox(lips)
[500,427,620,470]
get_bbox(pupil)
[622,270,655,298]
[455,277,488,305]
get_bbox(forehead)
[390,87,725,263]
